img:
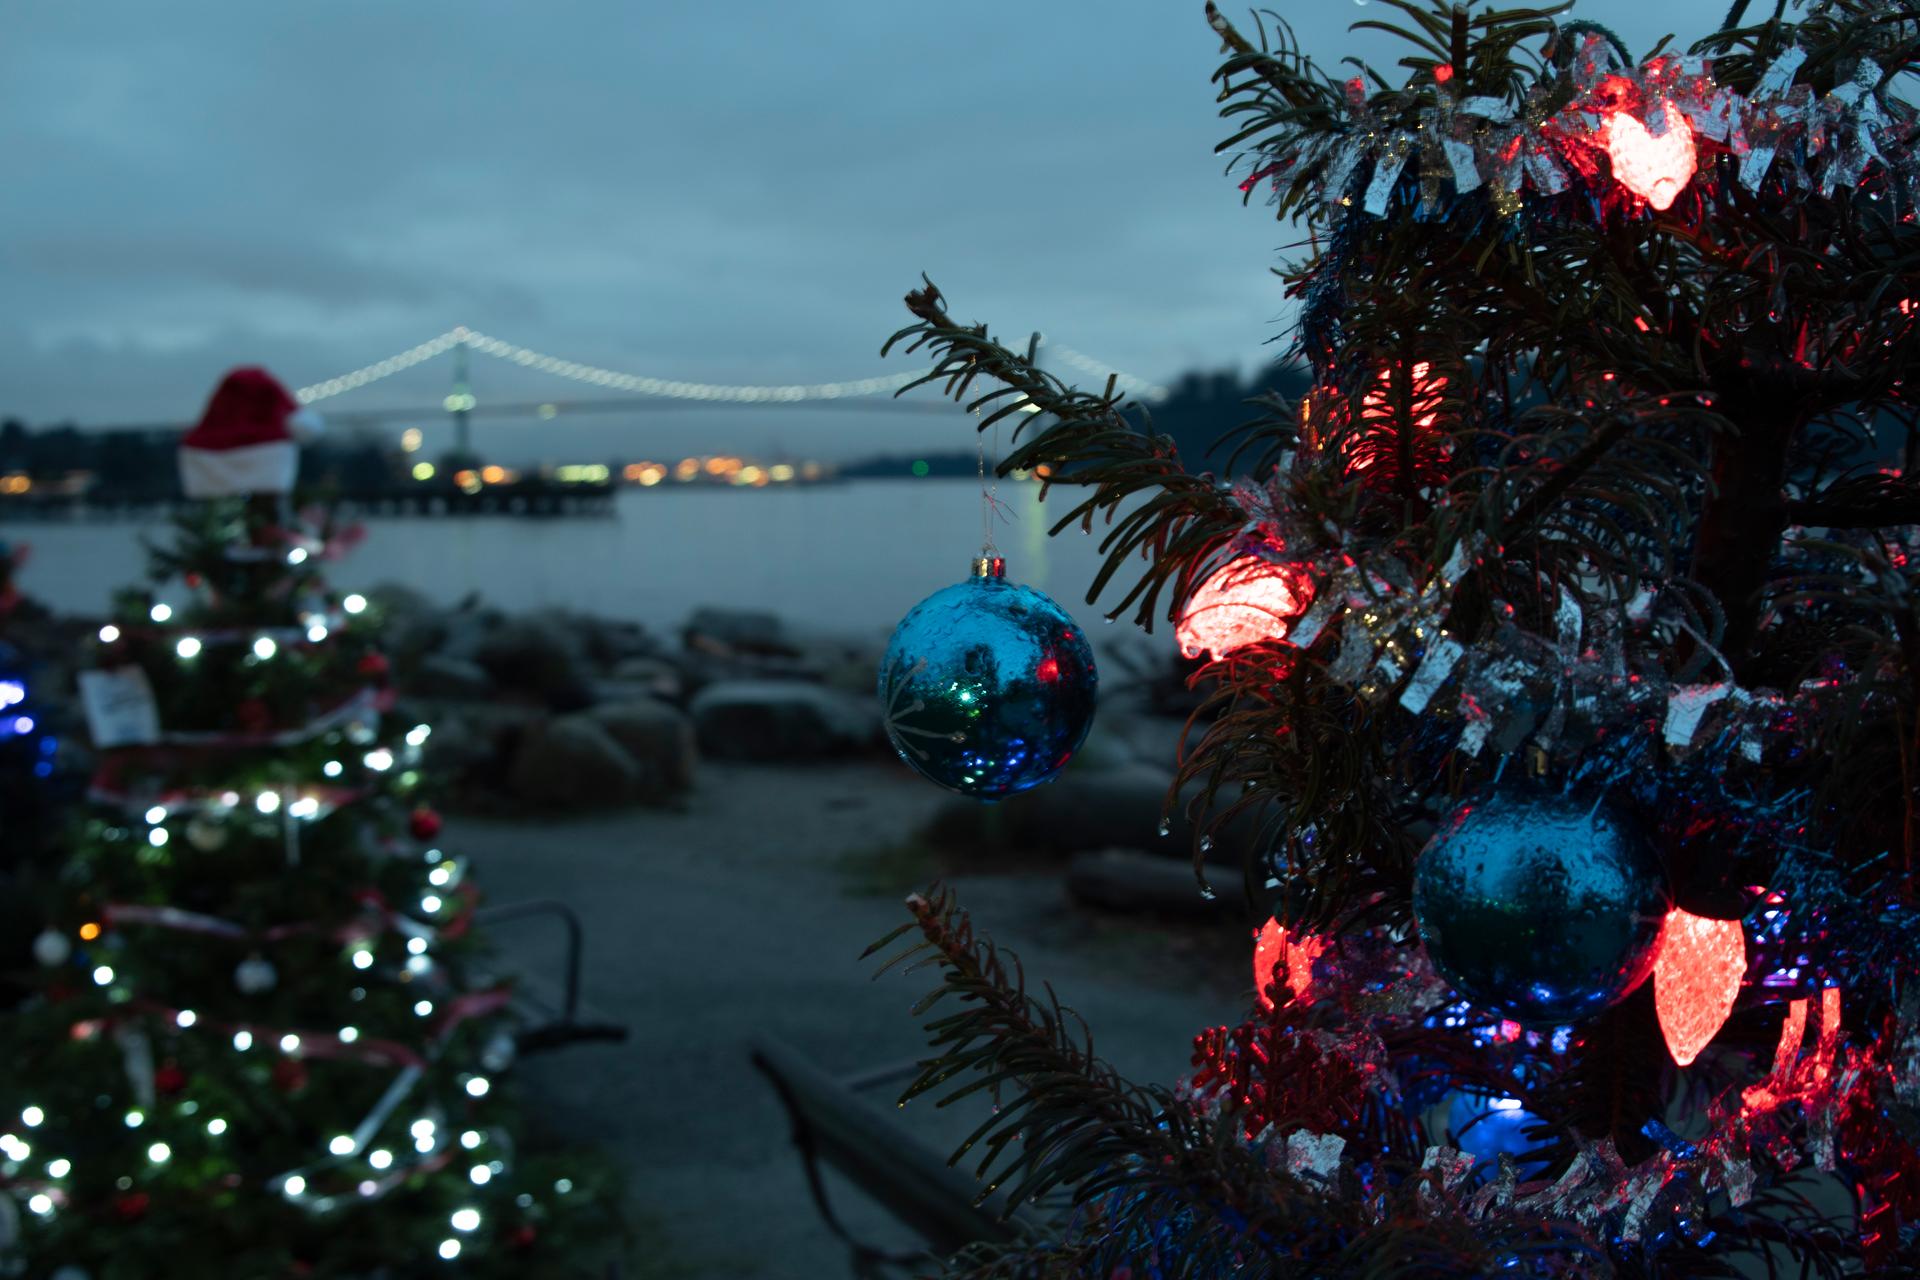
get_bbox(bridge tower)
[445,339,476,462]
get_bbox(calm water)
[11,481,1155,648]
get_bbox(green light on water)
[910,459,930,477]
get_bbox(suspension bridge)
[281,326,1170,457]
[1,328,1173,520]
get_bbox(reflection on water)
[12,481,1150,646]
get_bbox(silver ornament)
[32,929,71,967]
[185,815,228,852]
[480,1029,517,1074]
[234,953,278,995]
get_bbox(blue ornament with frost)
[1413,789,1669,1025]
[878,557,1095,800]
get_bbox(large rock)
[570,614,660,667]
[506,716,640,808]
[588,699,695,799]
[368,581,448,663]
[437,603,505,664]
[1067,848,1245,916]
[418,707,496,777]
[411,654,494,700]
[787,625,886,697]
[607,656,687,703]
[920,762,1256,864]
[690,680,877,761]
[474,615,594,710]
[683,608,795,658]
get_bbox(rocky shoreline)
[376,587,888,810]
[13,586,1258,892]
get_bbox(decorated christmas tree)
[2,370,606,1276]
[871,0,1920,1273]
[0,539,74,986]
[0,540,65,876]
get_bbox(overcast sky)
[4,0,1685,463]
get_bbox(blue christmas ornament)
[1413,789,1669,1025]
[878,556,1096,800]
[1442,1091,1552,1178]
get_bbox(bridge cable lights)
[294,327,1168,409]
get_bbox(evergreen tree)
[874,1,1920,1273]
[1,494,608,1277]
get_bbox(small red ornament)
[154,1061,189,1096]
[508,1224,538,1250]
[1606,100,1696,210]
[271,1055,310,1094]
[116,1191,151,1222]
[357,652,391,679]
[409,807,442,841]
[1176,556,1315,661]
[235,698,273,733]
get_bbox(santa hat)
[179,367,324,499]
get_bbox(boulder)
[607,656,687,702]
[683,607,795,658]
[588,698,696,799]
[505,715,640,808]
[920,762,1256,864]
[366,581,435,619]
[410,654,494,701]
[368,582,447,663]
[788,625,887,697]
[434,599,505,662]
[570,614,659,667]
[474,615,594,710]
[1067,847,1245,916]
[690,679,878,761]
[418,707,497,777]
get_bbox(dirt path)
[453,760,1247,1279]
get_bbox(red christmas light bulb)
[1253,917,1326,1010]
[1176,557,1315,661]
[1606,101,1696,210]
[1652,907,1745,1067]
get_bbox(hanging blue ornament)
[1440,1090,1553,1178]
[878,556,1096,800]
[1413,789,1669,1025]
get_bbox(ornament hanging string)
[972,400,1015,559]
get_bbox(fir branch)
[868,888,1609,1278]
[1204,3,1313,108]
[888,281,1245,629]
[1788,474,1920,529]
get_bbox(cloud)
[20,235,447,309]
[0,0,1693,457]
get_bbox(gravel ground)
[453,759,1247,1280]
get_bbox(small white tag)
[1399,636,1465,714]
[1442,139,1482,193]
[1456,96,1514,122]
[1663,682,1732,748]
[79,666,161,747]
[1753,46,1806,99]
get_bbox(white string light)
[1035,336,1169,403]
[294,332,468,404]
[294,326,1170,406]
[458,328,923,403]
